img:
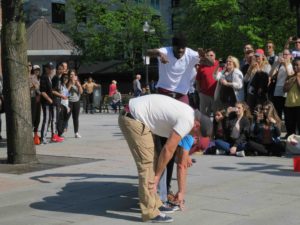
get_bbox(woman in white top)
[244,49,271,111]
[268,49,293,119]
[214,56,244,110]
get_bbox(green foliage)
[179,0,296,60]
[65,0,167,74]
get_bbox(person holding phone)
[66,69,83,138]
[246,101,283,156]
[268,49,293,119]
[213,102,252,157]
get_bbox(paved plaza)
[0,113,300,225]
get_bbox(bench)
[99,94,133,113]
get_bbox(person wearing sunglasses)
[285,36,300,59]
[265,40,278,66]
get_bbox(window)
[52,3,65,23]
[150,0,160,10]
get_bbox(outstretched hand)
[198,48,205,57]
[159,52,169,64]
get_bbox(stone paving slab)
[0,114,300,225]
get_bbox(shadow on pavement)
[30,174,141,222]
[212,161,300,177]
[31,173,137,183]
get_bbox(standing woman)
[268,49,293,119]
[32,65,42,143]
[214,56,244,110]
[66,69,83,138]
[58,73,70,137]
[283,57,300,138]
[244,49,271,111]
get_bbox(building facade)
[23,0,178,34]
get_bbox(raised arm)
[284,36,293,50]
[147,49,169,64]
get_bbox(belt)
[157,87,185,99]
[121,110,135,119]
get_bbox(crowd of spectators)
[191,37,300,157]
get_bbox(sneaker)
[57,134,64,141]
[159,204,175,214]
[34,134,40,145]
[236,150,246,157]
[216,149,226,155]
[75,133,82,138]
[150,213,173,223]
[51,134,64,143]
[41,138,48,145]
[170,204,180,212]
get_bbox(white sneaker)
[41,138,48,145]
[236,150,246,157]
[75,133,82,138]
[216,149,226,155]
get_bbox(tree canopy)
[65,0,167,74]
[178,0,296,59]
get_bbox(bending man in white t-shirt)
[118,94,201,223]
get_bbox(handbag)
[286,134,300,154]
[219,84,236,106]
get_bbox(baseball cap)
[45,62,55,69]
[33,65,40,70]
[254,49,265,56]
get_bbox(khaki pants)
[118,113,162,221]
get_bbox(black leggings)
[284,106,300,137]
[159,136,175,193]
[271,96,285,119]
[67,101,81,133]
[246,140,285,156]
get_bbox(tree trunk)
[297,5,300,37]
[1,0,36,164]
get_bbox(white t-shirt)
[156,47,200,95]
[129,94,195,138]
[274,64,293,97]
[291,49,300,58]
